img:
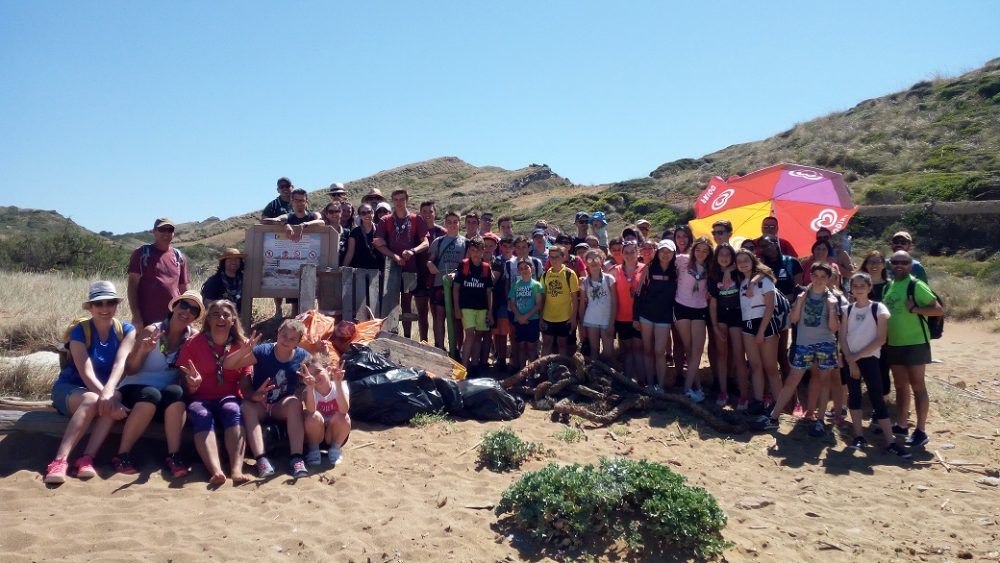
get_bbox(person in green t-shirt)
[882,250,943,449]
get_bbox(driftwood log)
[503,356,748,434]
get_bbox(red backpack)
[460,258,491,278]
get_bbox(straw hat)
[218,248,246,261]
[168,290,205,322]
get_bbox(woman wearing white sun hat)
[45,281,137,484]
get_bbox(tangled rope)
[501,355,748,434]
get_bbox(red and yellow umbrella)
[689,163,858,257]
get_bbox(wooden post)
[341,266,355,322]
[365,268,380,315]
[298,264,317,313]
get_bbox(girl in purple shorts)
[177,300,252,485]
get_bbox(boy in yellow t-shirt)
[541,246,579,355]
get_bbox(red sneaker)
[44,458,68,484]
[164,453,190,478]
[74,455,97,479]
[111,453,138,475]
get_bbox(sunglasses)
[892,238,910,244]
[711,230,728,235]
[278,184,291,190]
[209,311,233,320]
[91,299,119,308]
[156,226,175,233]
[577,220,589,224]
[175,300,202,316]
[890,259,912,265]
[326,209,339,214]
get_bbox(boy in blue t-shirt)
[225,319,311,478]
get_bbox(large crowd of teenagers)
[43,177,945,484]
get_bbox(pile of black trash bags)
[344,344,524,425]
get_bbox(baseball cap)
[636,219,651,228]
[575,211,589,222]
[590,211,607,225]
[154,217,176,229]
[656,239,677,252]
[482,232,500,243]
[532,228,547,238]
[892,231,912,242]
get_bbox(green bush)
[0,228,131,277]
[496,458,730,558]
[477,428,545,472]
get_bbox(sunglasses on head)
[157,226,175,233]
[176,300,201,315]
[890,259,912,265]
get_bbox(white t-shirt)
[739,277,776,321]
[841,301,890,358]
[582,273,616,326]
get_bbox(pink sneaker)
[74,455,97,479]
[44,458,68,484]
[792,403,807,418]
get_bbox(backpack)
[460,258,491,279]
[906,278,944,340]
[772,290,791,331]
[845,302,880,329]
[140,244,184,276]
[58,317,125,369]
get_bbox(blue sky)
[2,1,998,234]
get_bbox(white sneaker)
[327,446,344,466]
[305,447,322,466]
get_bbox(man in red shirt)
[127,218,190,329]
[756,216,798,258]
[373,189,430,338]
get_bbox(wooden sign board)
[242,224,338,330]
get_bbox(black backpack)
[907,279,944,340]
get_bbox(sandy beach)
[1,322,998,562]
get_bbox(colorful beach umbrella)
[689,163,858,257]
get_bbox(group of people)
[43,176,945,483]
[255,178,945,460]
[45,222,352,483]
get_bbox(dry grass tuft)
[0,359,56,400]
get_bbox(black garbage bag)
[342,343,399,382]
[433,376,464,414]
[457,378,524,421]
[347,368,444,425]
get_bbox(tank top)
[613,263,643,322]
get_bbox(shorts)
[885,343,932,366]
[673,302,709,322]
[461,308,490,331]
[188,396,242,434]
[615,320,641,340]
[542,320,570,338]
[789,342,838,370]
[513,318,540,343]
[715,306,742,327]
[742,317,779,338]
[638,316,671,329]
[491,316,512,336]
[411,286,431,298]
[431,286,448,307]
[119,384,185,421]
[51,381,86,417]
[582,320,609,329]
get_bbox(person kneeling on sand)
[176,299,252,485]
[224,319,311,479]
[301,354,351,467]
[45,281,137,484]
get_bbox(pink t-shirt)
[176,332,251,401]
[674,254,709,309]
[127,245,190,324]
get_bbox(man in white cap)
[127,218,189,330]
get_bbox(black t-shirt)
[708,273,742,311]
[763,255,803,297]
[635,260,677,324]
[454,259,494,310]
[348,226,385,270]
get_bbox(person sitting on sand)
[45,281,136,484]
[302,354,351,467]
[224,319,311,479]
[176,299,252,485]
[112,290,202,477]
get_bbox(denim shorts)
[638,316,671,329]
[51,381,87,416]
